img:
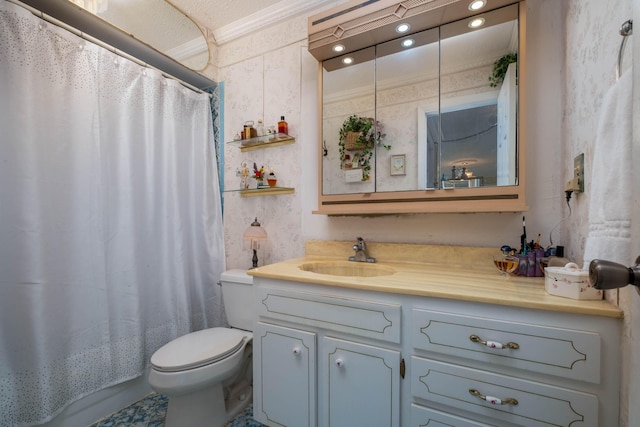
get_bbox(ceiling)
[169,0,350,45]
[74,0,350,48]
[171,0,284,35]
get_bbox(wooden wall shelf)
[228,133,294,152]
[239,187,295,197]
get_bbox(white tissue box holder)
[544,262,603,300]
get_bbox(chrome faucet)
[348,237,376,263]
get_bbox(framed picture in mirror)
[391,154,406,176]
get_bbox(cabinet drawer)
[412,308,600,383]
[411,404,495,427]
[258,287,401,343]
[412,357,598,427]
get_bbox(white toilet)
[148,269,254,427]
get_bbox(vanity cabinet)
[251,276,620,427]
[253,283,402,427]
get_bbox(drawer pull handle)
[335,358,344,368]
[292,347,301,356]
[469,334,519,350]
[469,389,518,406]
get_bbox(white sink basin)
[299,261,395,277]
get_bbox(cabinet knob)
[470,334,519,350]
[335,358,344,368]
[292,347,301,356]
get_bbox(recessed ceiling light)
[395,23,410,34]
[332,44,345,53]
[342,57,354,65]
[468,17,485,28]
[468,0,487,11]
[401,39,415,48]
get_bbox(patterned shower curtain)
[0,2,226,425]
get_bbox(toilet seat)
[151,328,247,372]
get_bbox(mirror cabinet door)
[437,4,519,190]
[376,28,439,192]
[322,47,375,195]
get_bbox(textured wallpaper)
[219,40,305,270]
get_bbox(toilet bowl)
[148,269,254,427]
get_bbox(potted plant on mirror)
[338,115,389,181]
[489,52,517,87]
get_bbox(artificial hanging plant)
[489,53,517,87]
[338,115,390,181]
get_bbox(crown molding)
[165,36,208,62]
[213,0,339,45]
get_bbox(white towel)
[583,70,633,269]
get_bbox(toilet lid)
[151,328,246,372]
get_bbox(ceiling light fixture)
[342,57,354,65]
[401,39,415,48]
[332,44,345,53]
[468,17,485,28]
[395,23,410,34]
[468,0,487,11]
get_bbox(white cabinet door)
[254,322,317,427]
[320,337,400,427]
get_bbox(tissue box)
[544,262,603,300]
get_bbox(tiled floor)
[89,393,265,427]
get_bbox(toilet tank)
[220,269,254,331]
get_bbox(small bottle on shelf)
[278,116,288,135]
[256,119,265,137]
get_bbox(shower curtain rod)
[7,0,214,98]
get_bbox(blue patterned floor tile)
[89,392,266,427]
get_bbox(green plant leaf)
[489,53,517,87]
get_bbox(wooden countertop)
[248,250,623,319]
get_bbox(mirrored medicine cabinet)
[313,0,527,215]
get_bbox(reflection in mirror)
[68,0,209,70]
[428,104,498,188]
[320,3,520,199]
[431,4,519,189]
[322,47,375,195]
[377,28,439,192]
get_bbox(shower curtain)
[0,2,226,425]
